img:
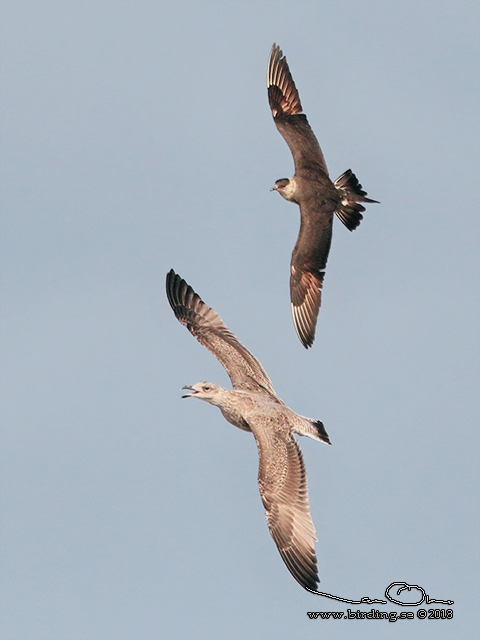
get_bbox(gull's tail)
[294,417,331,445]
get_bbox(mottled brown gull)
[166,269,331,592]
[267,43,379,348]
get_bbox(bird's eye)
[202,384,211,392]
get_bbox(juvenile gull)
[166,269,331,592]
[267,43,379,348]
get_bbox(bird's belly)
[220,406,251,432]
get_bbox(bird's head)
[182,382,223,405]
[270,177,297,202]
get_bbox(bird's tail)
[333,169,379,231]
[295,418,331,445]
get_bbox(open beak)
[181,385,197,398]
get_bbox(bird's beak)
[181,385,197,398]
[270,186,276,192]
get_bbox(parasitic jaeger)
[267,44,378,348]
[166,269,331,592]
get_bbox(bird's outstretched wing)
[166,270,277,396]
[290,202,334,348]
[253,420,319,591]
[267,44,329,177]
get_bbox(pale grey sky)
[1,1,479,638]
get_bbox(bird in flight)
[267,43,378,348]
[166,269,331,592]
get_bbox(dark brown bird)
[166,269,331,592]
[267,43,378,348]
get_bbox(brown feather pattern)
[255,426,319,590]
[267,44,303,117]
[166,270,325,591]
[166,270,276,396]
[267,44,378,347]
